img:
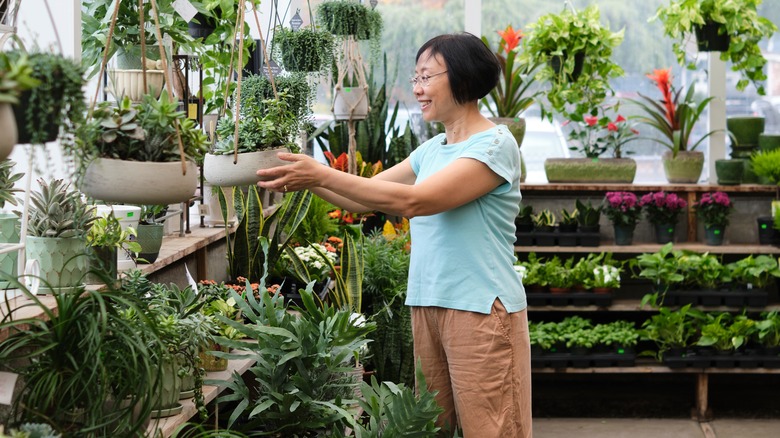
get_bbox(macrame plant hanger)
[224,0,279,165]
[333,35,369,175]
[88,0,189,176]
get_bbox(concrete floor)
[533,418,780,438]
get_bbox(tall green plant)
[218,187,312,283]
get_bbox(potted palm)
[203,74,309,187]
[521,4,624,121]
[76,94,209,205]
[629,68,716,183]
[21,179,96,293]
[652,0,777,95]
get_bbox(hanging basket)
[81,158,198,205]
[203,147,291,187]
[107,69,165,102]
[333,86,368,121]
[548,51,586,82]
[0,103,17,160]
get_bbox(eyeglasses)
[409,71,448,89]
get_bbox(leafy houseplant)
[751,148,780,185]
[639,304,702,359]
[521,4,624,120]
[317,0,383,42]
[652,0,777,95]
[532,209,556,232]
[273,26,335,74]
[5,50,85,146]
[515,203,534,232]
[727,255,780,289]
[86,212,142,282]
[575,199,602,231]
[0,53,37,158]
[564,111,638,159]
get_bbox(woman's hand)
[256,152,324,193]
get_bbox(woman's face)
[413,50,455,123]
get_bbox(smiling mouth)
[419,100,431,110]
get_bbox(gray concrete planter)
[544,158,636,183]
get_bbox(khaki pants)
[412,301,532,438]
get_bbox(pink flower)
[607,122,618,132]
[639,191,688,225]
[584,115,599,126]
[616,114,626,123]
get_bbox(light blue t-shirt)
[405,124,526,314]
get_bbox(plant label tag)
[173,0,197,22]
[0,371,19,405]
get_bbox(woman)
[257,32,531,437]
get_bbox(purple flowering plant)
[603,191,642,227]
[694,192,734,228]
[639,191,688,225]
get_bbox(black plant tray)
[514,231,601,247]
[532,352,636,368]
[663,353,780,369]
[663,289,769,308]
[526,292,613,307]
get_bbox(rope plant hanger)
[333,35,369,175]
[89,0,188,176]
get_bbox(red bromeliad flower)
[647,68,676,130]
[497,25,523,54]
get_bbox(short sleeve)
[460,125,520,193]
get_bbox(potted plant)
[5,50,85,146]
[204,73,309,187]
[629,68,716,183]
[86,211,141,284]
[521,4,624,121]
[603,191,642,245]
[727,255,780,291]
[639,191,688,244]
[545,108,639,183]
[750,149,780,242]
[480,25,540,179]
[639,304,701,361]
[20,179,96,293]
[756,311,780,354]
[592,264,621,294]
[694,192,734,245]
[0,159,23,288]
[652,0,777,95]
[0,52,38,158]
[135,204,168,264]
[532,209,556,246]
[575,199,602,246]
[317,0,382,42]
[77,94,209,205]
[274,25,335,74]
[557,208,578,246]
[515,203,534,233]
[633,243,685,304]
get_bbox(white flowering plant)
[282,242,339,282]
[592,265,621,289]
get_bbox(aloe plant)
[24,179,96,238]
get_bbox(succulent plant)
[0,159,24,209]
[24,179,96,238]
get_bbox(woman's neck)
[442,104,494,144]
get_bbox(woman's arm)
[257,152,504,218]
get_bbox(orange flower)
[497,25,523,54]
[647,68,676,129]
[328,209,342,219]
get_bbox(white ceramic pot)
[108,69,165,102]
[203,148,290,187]
[81,158,198,205]
[0,103,18,160]
[333,86,368,121]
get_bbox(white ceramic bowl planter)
[108,69,165,102]
[81,158,198,205]
[333,86,368,121]
[203,148,290,187]
[0,103,18,160]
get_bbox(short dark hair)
[416,32,500,105]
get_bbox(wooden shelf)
[526,298,780,313]
[516,242,780,254]
[520,183,778,195]
[146,355,255,438]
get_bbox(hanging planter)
[107,69,165,102]
[333,85,368,121]
[548,51,586,82]
[0,103,17,159]
[694,20,731,52]
[188,12,217,40]
[82,158,199,205]
[275,26,334,73]
[204,148,290,187]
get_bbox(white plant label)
[173,0,197,22]
[0,372,19,405]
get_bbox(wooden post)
[687,191,698,242]
[696,373,709,420]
